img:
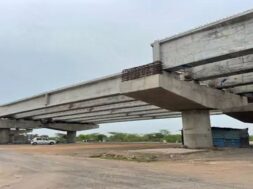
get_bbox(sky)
[0,0,253,136]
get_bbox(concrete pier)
[66,131,76,143]
[0,128,10,144]
[182,110,213,148]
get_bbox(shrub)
[76,130,182,143]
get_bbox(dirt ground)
[0,143,252,189]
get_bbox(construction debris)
[122,61,162,81]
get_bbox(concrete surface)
[66,131,76,143]
[209,72,253,89]
[182,110,213,148]
[224,103,253,123]
[0,129,10,144]
[0,74,122,116]
[0,143,252,189]
[121,72,247,111]
[153,9,253,70]
[129,148,205,154]
[188,54,253,81]
[0,119,99,131]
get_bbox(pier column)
[0,128,10,144]
[66,131,76,143]
[182,110,213,148]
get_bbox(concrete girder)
[70,111,221,123]
[121,72,248,111]
[94,114,182,124]
[100,116,181,124]
[226,111,253,123]
[187,55,253,81]
[44,122,98,132]
[224,103,253,112]
[53,109,170,122]
[80,112,181,124]
[95,118,161,124]
[228,84,253,94]
[66,110,173,122]
[152,10,253,71]
[0,119,43,129]
[51,107,166,121]
[11,95,132,119]
[32,102,153,120]
[0,119,98,131]
[125,109,170,116]
[71,113,135,122]
[223,103,253,123]
[96,117,153,124]
[205,72,253,89]
[0,74,122,117]
[96,116,151,123]
[98,117,151,124]
[82,116,143,123]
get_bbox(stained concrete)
[121,72,247,111]
[224,103,253,123]
[66,131,76,143]
[0,128,10,144]
[182,110,213,148]
[153,10,253,70]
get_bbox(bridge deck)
[2,10,253,125]
[0,74,184,124]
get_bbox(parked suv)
[31,137,56,145]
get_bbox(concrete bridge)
[1,10,253,148]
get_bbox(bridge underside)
[0,95,184,125]
[0,71,247,146]
[2,10,253,147]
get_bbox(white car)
[31,137,56,145]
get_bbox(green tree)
[160,130,170,136]
[54,133,67,143]
[250,135,253,141]
[76,131,183,143]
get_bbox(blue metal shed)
[212,127,249,148]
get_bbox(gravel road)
[0,144,252,189]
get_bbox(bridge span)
[1,10,253,148]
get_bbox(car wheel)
[32,142,37,145]
[49,142,54,145]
